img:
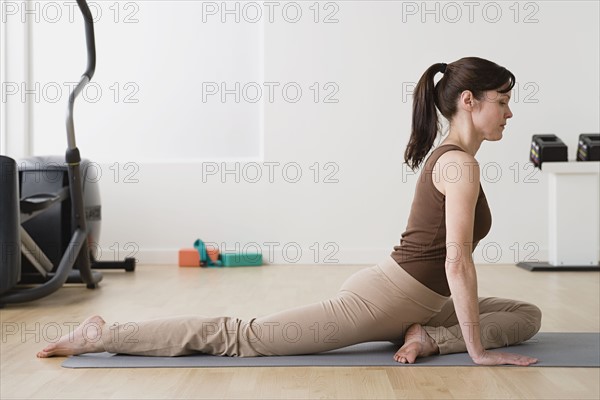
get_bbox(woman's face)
[472,89,513,141]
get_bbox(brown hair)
[404,57,515,171]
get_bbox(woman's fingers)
[514,354,538,365]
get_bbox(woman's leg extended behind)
[102,258,447,357]
[422,297,542,355]
[102,291,398,357]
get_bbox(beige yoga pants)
[101,256,542,357]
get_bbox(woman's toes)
[37,344,55,358]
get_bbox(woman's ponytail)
[403,63,447,171]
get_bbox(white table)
[517,161,600,271]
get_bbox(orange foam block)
[178,248,200,267]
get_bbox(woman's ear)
[458,90,476,112]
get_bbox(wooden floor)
[1,262,599,399]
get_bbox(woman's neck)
[443,116,484,156]
[440,136,482,157]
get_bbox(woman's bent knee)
[521,302,542,339]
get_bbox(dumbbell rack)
[517,161,600,271]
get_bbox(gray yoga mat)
[62,332,599,368]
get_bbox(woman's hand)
[472,350,538,366]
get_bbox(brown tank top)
[390,144,492,296]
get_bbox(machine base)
[516,261,600,271]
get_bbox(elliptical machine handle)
[78,0,96,81]
[66,0,96,150]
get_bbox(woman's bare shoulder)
[433,150,480,196]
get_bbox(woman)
[38,57,542,366]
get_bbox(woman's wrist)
[469,346,487,361]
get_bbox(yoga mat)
[62,332,600,368]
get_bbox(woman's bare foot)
[394,323,439,364]
[36,315,106,358]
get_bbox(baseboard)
[102,248,389,266]
[98,247,556,266]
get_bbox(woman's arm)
[442,152,537,366]
[443,151,485,359]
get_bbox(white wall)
[2,1,599,265]
[28,1,264,161]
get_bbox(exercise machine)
[0,0,134,307]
